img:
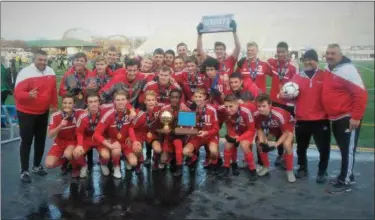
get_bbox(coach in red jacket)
[14,50,58,183]
[323,44,368,193]
[280,49,331,184]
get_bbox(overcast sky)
[1,1,374,40]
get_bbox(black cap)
[303,49,319,62]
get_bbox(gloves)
[190,101,197,111]
[230,20,237,33]
[260,143,276,153]
[210,88,222,97]
[197,22,204,35]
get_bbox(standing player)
[44,94,85,178]
[106,46,123,72]
[172,56,186,74]
[254,93,296,183]
[221,94,257,181]
[197,20,241,81]
[183,88,220,171]
[164,50,175,69]
[93,90,138,178]
[152,48,165,72]
[86,56,115,91]
[176,42,189,60]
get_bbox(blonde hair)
[194,88,207,96]
[144,90,157,99]
[95,55,107,64]
[247,41,258,49]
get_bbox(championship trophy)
[199,14,235,34]
[174,112,199,135]
[156,110,174,134]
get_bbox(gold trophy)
[156,110,174,134]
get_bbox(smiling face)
[325,46,342,67]
[257,100,271,116]
[114,94,127,111]
[170,91,181,107]
[303,58,318,71]
[74,57,87,73]
[95,60,107,75]
[165,54,174,66]
[154,53,164,66]
[34,54,47,71]
[173,58,185,72]
[62,97,74,113]
[276,47,288,62]
[126,64,138,81]
[145,94,157,110]
[87,96,100,113]
[224,100,239,116]
[106,51,117,65]
[186,61,197,74]
[215,45,225,60]
[229,77,242,91]
[177,45,187,57]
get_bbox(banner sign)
[200,14,234,34]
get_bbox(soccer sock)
[223,148,232,168]
[245,152,256,170]
[260,152,270,168]
[112,155,121,167]
[231,147,238,163]
[173,139,183,166]
[284,153,294,171]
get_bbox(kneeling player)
[93,90,138,178]
[183,88,220,171]
[73,92,111,177]
[45,94,85,178]
[221,94,257,181]
[254,94,296,183]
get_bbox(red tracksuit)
[254,106,294,171]
[236,58,270,93]
[203,74,230,105]
[140,81,183,107]
[224,105,256,170]
[131,106,162,143]
[267,58,297,107]
[172,71,206,105]
[85,67,115,91]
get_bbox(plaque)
[200,14,234,34]
[174,111,199,135]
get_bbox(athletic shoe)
[231,163,240,176]
[20,171,32,183]
[256,165,264,173]
[295,167,308,179]
[32,166,48,176]
[274,156,283,166]
[316,171,328,184]
[113,166,121,179]
[79,165,88,178]
[286,171,296,183]
[327,182,351,194]
[100,165,110,176]
[248,169,258,182]
[329,176,356,185]
[257,167,270,176]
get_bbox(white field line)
[355,64,375,72]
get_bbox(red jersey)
[224,81,261,103]
[267,58,297,106]
[76,108,107,146]
[172,71,206,102]
[85,67,115,91]
[131,106,162,141]
[93,109,134,144]
[195,104,219,137]
[225,105,256,142]
[219,55,237,76]
[254,106,294,136]
[160,103,191,127]
[203,75,230,105]
[236,58,271,93]
[48,109,84,144]
[140,81,183,107]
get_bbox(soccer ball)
[281,82,300,99]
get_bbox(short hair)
[85,90,100,102]
[229,72,242,80]
[125,58,140,68]
[95,55,107,64]
[165,49,175,57]
[327,43,342,53]
[35,50,48,57]
[214,41,226,50]
[224,94,238,103]
[194,88,207,96]
[177,42,187,49]
[107,46,117,53]
[169,88,182,97]
[62,93,75,102]
[113,89,129,100]
[185,56,198,66]
[153,48,164,56]
[74,52,88,62]
[255,93,272,104]
[174,55,185,62]
[247,42,258,48]
[144,90,157,99]
[202,57,220,70]
[277,42,289,51]
[160,65,172,74]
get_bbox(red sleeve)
[206,109,219,137]
[93,116,109,144]
[128,125,137,142]
[50,79,58,109]
[280,111,294,133]
[76,117,86,146]
[132,111,146,129]
[264,60,273,76]
[59,73,69,97]
[238,111,256,142]
[14,79,31,103]
[99,75,122,103]
[48,114,60,130]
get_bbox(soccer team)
[14,21,368,194]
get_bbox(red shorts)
[188,135,219,150]
[109,139,134,156]
[82,138,106,153]
[47,141,76,158]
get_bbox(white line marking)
[355,64,375,72]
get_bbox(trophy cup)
[174,111,199,135]
[156,110,174,134]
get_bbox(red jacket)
[289,69,328,121]
[14,64,58,114]
[267,58,297,106]
[140,81,183,107]
[254,106,294,136]
[322,57,368,120]
[225,105,256,142]
[195,104,220,137]
[236,58,271,93]
[131,107,162,141]
[85,67,115,91]
[172,71,206,102]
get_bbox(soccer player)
[160,89,191,177]
[86,56,115,91]
[164,49,175,68]
[59,52,91,109]
[140,66,183,106]
[267,42,297,166]
[93,90,138,178]
[106,46,124,72]
[176,42,189,60]
[197,20,241,81]
[221,94,257,181]
[254,93,296,183]
[73,92,111,177]
[99,59,146,107]
[279,49,331,184]
[45,94,85,178]
[152,48,165,72]
[131,91,163,171]
[183,88,220,171]
[236,42,270,93]
[172,56,186,73]
[323,44,368,193]
[226,72,261,104]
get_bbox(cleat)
[287,170,296,183]
[249,169,258,182]
[231,163,240,176]
[20,171,32,183]
[79,165,88,178]
[32,166,48,176]
[257,167,270,176]
[101,165,110,176]
[113,166,122,179]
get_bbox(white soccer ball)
[281,82,300,99]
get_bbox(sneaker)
[256,165,264,173]
[286,171,296,183]
[32,166,48,176]
[231,163,240,176]
[327,181,351,194]
[257,167,270,176]
[248,169,258,182]
[20,171,32,183]
[79,166,88,178]
[295,167,308,179]
[100,165,110,176]
[329,176,356,185]
[173,166,182,177]
[316,172,328,184]
[113,166,122,179]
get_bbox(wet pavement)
[1,139,374,219]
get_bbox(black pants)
[18,110,49,172]
[272,102,295,156]
[295,120,331,173]
[1,90,11,104]
[332,117,361,184]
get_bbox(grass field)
[4,60,374,148]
